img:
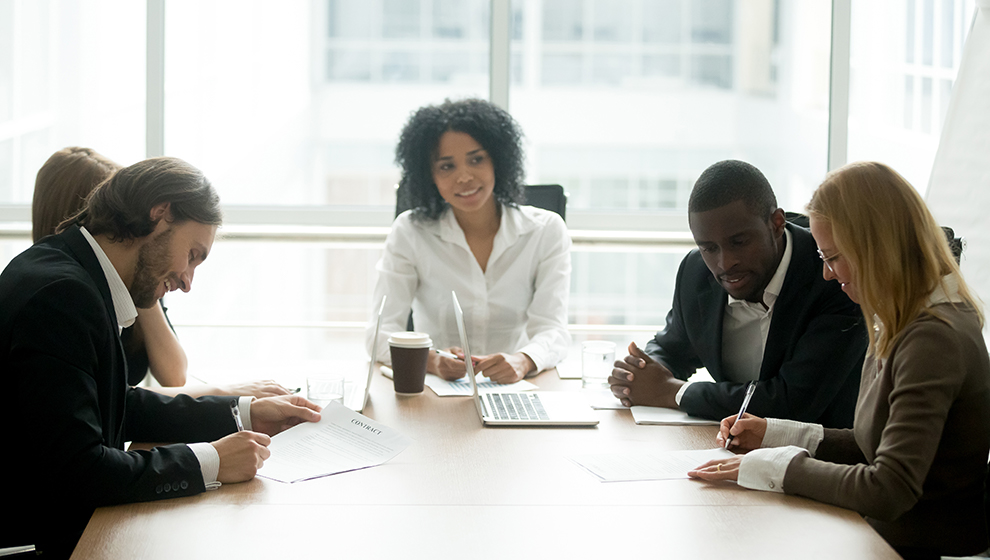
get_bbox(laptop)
[346,295,386,413]
[452,291,598,427]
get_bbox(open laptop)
[452,291,598,427]
[346,294,386,413]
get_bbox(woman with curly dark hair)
[367,98,571,384]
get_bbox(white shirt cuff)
[762,418,824,456]
[674,379,708,406]
[738,445,807,493]
[239,396,254,431]
[189,442,221,490]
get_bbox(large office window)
[164,0,489,207]
[847,0,976,191]
[0,0,146,205]
[510,0,831,325]
[0,1,982,360]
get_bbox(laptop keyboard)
[485,393,550,421]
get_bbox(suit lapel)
[59,226,129,446]
[695,273,726,380]
[760,224,813,380]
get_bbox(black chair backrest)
[784,211,809,229]
[524,184,567,221]
[394,184,567,222]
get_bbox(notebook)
[346,295,386,413]
[452,291,599,427]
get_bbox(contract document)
[630,406,720,425]
[424,372,536,396]
[570,447,735,482]
[258,402,411,483]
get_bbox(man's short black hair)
[64,157,222,241]
[395,98,525,221]
[688,160,777,220]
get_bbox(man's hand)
[219,380,292,398]
[608,341,684,408]
[429,347,469,381]
[474,352,535,384]
[249,394,322,436]
[211,431,272,483]
[716,413,767,451]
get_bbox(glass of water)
[306,376,346,408]
[581,341,616,391]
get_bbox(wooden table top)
[71,367,899,559]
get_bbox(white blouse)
[367,204,571,372]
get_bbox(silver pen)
[725,381,757,449]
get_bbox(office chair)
[392,183,568,331]
[394,183,567,221]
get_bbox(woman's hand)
[716,413,767,452]
[219,380,293,398]
[688,456,743,482]
[430,347,470,381]
[474,352,535,384]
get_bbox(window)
[847,0,976,191]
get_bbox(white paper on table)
[554,361,581,380]
[424,373,537,396]
[257,402,411,484]
[630,406,720,425]
[584,391,626,410]
[570,447,735,482]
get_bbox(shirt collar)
[928,272,965,305]
[727,227,793,310]
[79,226,138,329]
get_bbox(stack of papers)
[258,402,411,484]
[570,448,735,482]
[630,406,720,425]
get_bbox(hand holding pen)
[717,381,768,451]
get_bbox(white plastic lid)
[387,331,433,349]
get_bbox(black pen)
[725,381,757,449]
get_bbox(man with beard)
[0,157,321,558]
[608,160,867,427]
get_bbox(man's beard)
[130,227,175,309]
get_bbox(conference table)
[71,366,898,559]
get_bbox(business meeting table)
[71,366,898,559]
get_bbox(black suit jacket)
[644,223,867,427]
[0,226,238,557]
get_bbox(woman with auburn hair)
[367,98,570,383]
[689,161,990,559]
[32,147,290,398]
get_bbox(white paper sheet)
[424,373,537,396]
[630,406,720,425]
[570,447,735,482]
[554,361,582,379]
[257,402,411,484]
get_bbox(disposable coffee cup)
[389,332,433,396]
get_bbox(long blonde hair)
[806,161,983,358]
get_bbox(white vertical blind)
[926,2,990,322]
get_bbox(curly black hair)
[395,98,526,221]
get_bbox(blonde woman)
[689,162,990,559]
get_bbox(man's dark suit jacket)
[0,226,238,557]
[645,223,867,428]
